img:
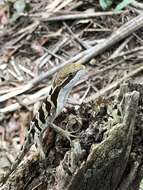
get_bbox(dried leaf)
[0,4,9,25]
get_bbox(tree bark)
[1,82,143,190]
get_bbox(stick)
[84,65,143,103]
[33,11,125,21]
[1,14,143,103]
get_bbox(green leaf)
[13,0,26,13]
[10,0,26,23]
[115,0,133,11]
[99,0,113,10]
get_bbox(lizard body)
[2,62,86,184]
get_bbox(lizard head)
[49,62,86,115]
[52,62,86,89]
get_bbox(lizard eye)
[68,72,76,78]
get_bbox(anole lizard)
[1,62,86,185]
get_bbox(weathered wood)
[67,90,139,190]
[2,82,143,190]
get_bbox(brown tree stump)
[1,82,143,190]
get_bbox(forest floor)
[0,0,143,189]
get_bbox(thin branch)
[1,14,143,104]
[32,11,126,21]
[84,65,143,103]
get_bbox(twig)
[1,14,143,103]
[0,50,85,103]
[101,46,143,64]
[89,59,126,78]
[18,64,35,78]
[67,1,83,11]
[133,32,143,44]
[0,86,51,113]
[53,0,74,13]
[131,0,143,9]
[3,21,39,48]
[44,48,65,61]
[15,97,31,111]
[1,21,39,61]
[32,11,126,21]
[10,58,24,81]
[84,39,105,46]
[46,0,63,11]
[0,57,139,113]
[84,65,143,103]
[79,14,143,64]
[79,83,90,105]
[63,22,91,49]
[7,69,20,81]
[38,37,68,68]
[109,36,133,59]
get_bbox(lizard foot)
[49,122,77,144]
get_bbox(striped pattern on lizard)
[1,62,86,185]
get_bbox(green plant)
[99,0,134,11]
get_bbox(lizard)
[1,62,86,185]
